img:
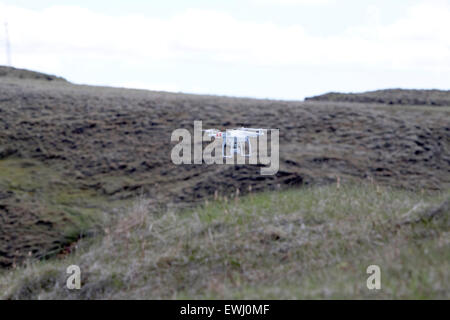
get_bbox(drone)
[203,127,266,158]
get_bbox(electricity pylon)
[4,22,11,66]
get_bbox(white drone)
[203,127,266,158]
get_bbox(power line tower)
[4,22,11,66]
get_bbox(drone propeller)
[202,129,223,137]
[236,128,267,136]
[239,127,266,131]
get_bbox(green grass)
[0,182,448,299]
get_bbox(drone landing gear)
[222,137,251,158]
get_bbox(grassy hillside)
[0,66,66,82]
[305,89,450,106]
[0,157,133,268]
[1,66,449,268]
[1,182,448,299]
[0,67,449,299]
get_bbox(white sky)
[0,0,449,100]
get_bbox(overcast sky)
[0,0,449,100]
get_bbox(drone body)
[203,128,265,158]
